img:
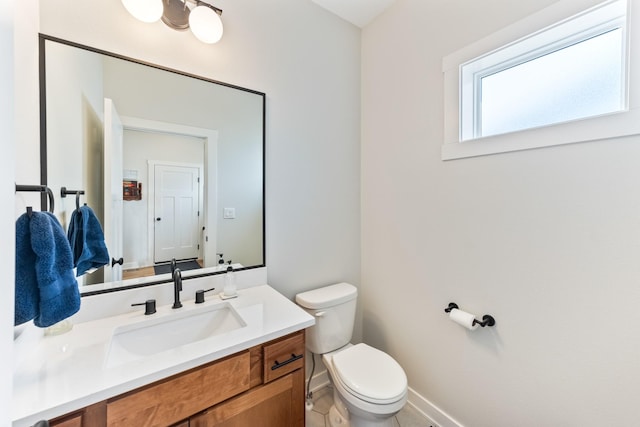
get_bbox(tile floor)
[305,386,437,427]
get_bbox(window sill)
[441,108,640,160]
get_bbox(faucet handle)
[195,287,216,304]
[132,299,156,315]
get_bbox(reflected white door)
[103,98,124,282]
[154,164,200,263]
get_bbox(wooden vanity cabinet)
[48,330,306,427]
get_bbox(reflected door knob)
[156,217,161,221]
[111,257,124,267]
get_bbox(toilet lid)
[332,343,407,404]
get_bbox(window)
[442,0,640,160]
[477,28,624,138]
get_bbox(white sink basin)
[105,303,246,368]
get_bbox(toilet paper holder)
[444,302,496,327]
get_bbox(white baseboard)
[407,387,464,427]
[122,261,140,270]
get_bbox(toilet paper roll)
[449,308,479,330]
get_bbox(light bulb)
[189,5,224,44]
[121,0,163,23]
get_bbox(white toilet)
[295,283,407,427]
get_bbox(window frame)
[441,0,640,160]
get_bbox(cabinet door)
[190,370,305,427]
[107,352,250,426]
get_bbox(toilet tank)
[295,283,358,354]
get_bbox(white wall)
[362,1,640,426]
[14,0,39,208]
[1,1,15,426]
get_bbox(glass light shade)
[121,0,163,23]
[189,6,224,44]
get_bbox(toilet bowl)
[295,283,408,427]
[323,343,407,427]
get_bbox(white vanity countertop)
[12,284,315,427]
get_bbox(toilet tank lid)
[295,282,357,309]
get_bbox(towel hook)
[60,187,85,211]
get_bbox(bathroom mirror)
[39,34,265,294]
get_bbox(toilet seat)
[332,343,407,405]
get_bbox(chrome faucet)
[172,268,183,309]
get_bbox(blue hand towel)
[15,212,81,327]
[15,214,38,325]
[74,205,110,276]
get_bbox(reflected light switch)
[223,208,236,219]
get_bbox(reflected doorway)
[153,163,202,264]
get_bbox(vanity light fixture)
[121,0,224,44]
